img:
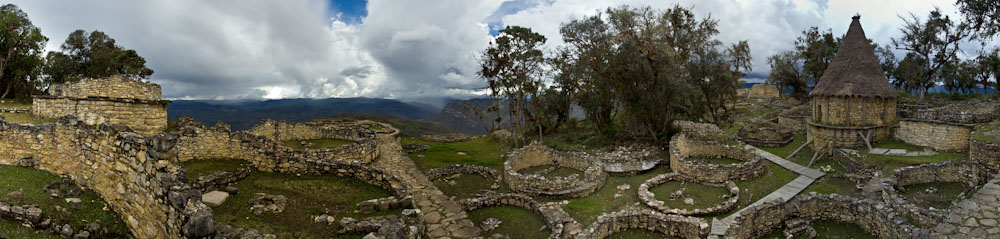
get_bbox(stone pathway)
[931,174,1000,239]
[710,146,825,236]
[371,128,481,238]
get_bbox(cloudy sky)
[8,0,992,104]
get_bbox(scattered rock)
[684,198,695,205]
[616,184,631,190]
[25,207,42,222]
[481,218,502,231]
[201,191,229,207]
[60,224,74,237]
[924,187,938,194]
[820,165,835,173]
[182,210,216,238]
[670,188,686,199]
[224,186,239,195]
[457,152,467,156]
[73,231,90,239]
[314,214,332,224]
[65,198,82,204]
[85,223,101,233]
[7,191,22,201]
[44,179,84,198]
[249,193,287,215]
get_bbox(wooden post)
[857,131,872,151]
[787,139,813,159]
[807,143,826,167]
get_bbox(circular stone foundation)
[638,173,739,216]
[668,134,766,183]
[737,120,793,147]
[576,207,707,239]
[504,142,606,198]
[426,164,502,190]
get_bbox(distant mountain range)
[167,98,440,131]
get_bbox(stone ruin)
[637,173,739,216]
[504,141,607,198]
[426,164,502,191]
[737,120,793,147]
[32,75,169,135]
[668,133,767,183]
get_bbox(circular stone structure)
[637,173,739,216]
[668,134,766,183]
[504,142,607,198]
[738,120,793,147]
[426,164,502,190]
[575,207,708,239]
[457,193,581,239]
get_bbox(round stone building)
[807,16,898,153]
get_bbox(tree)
[767,51,808,99]
[0,4,47,99]
[795,27,841,86]
[557,14,618,137]
[940,59,977,94]
[873,43,898,82]
[977,48,1000,94]
[956,0,1000,40]
[43,30,153,84]
[892,9,968,100]
[894,53,931,94]
[478,26,546,146]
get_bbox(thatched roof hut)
[809,16,898,99]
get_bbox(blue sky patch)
[328,0,368,24]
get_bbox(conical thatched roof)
[810,16,898,99]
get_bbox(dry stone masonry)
[457,193,582,239]
[737,120,794,147]
[32,75,168,135]
[426,164,502,190]
[505,142,607,198]
[637,173,739,216]
[575,207,708,239]
[669,134,767,183]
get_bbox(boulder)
[182,210,216,238]
[201,191,229,207]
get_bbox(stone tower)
[807,16,898,153]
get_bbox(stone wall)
[637,173,738,216]
[0,117,213,239]
[426,164,502,190]
[747,84,780,98]
[807,123,892,153]
[418,133,472,143]
[912,100,1000,124]
[725,193,928,239]
[173,117,378,166]
[49,75,162,101]
[245,118,377,142]
[504,142,607,198]
[575,207,708,239]
[737,120,793,147]
[811,96,896,127]
[970,138,1000,171]
[894,119,972,151]
[457,193,581,239]
[831,149,876,175]
[669,134,767,183]
[32,96,168,135]
[890,161,992,189]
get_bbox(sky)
[8,0,995,105]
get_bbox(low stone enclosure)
[637,173,739,216]
[668,134,767,183]
[594,144,663,175]
[458,193,581,239]
[737,120,793,147]
[32,75,169,135]
[0,115,411,238]
[426,164,502,190]
[971,136,1000,171]
[724,193,928,239]
[577,207,708,239]
[881,161,993,227]
[504,142,607,198]
[419,133,472,143]
[895,119,974,152]
[172,116,379,166]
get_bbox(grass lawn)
[725,162,798,218]
[212,171,401,239]
[605,229,675,239]
[689,157,744,165]
[555,167,672,226]
[972,120,1000,144]
[757,135,860,197]
[403,137,504,171]
[650,181,730,210]
[901,182,970,209]
[761,220,876,239]
[182,159,246,179]
[0,219,59,239]
[466,206,549,239]
[0,166,129,238]
[520,165,583,178]
[0,102,30,109]
[282,138,355,150]
[0,112,54,125]
[857,150,965,175]
[432,174,494,199]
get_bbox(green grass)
[466,206,549,239]
[758,135,860,196]
[181,159,247,180]
[211,171,401,239]
[0,102,30,109]
[871,140,928,151]
[605,229,675,239]
[650,181,730,210]
[403,137,504,171]
[972,120,1000,144]
[0,112,54,125]
[761,220,876,239]
[726,162,798,218]
[432,174,495,199]
[556,167,672,226]
[689,157,744,165]
[282,138,355,150]
[901,182,970,209]
[0,219,59,239]
[723,107,775,135]
[858,151,965,175]
[520,166,583,178]
[0,166,129,238]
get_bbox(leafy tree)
[956,0,1000,40]
[478,26,546,146]
[977,48,1000,94]
[557,14,618,136]
[873,43,898,82]
[43,30,153,84]
[0,4,47,99]
[795,27,841,86]
[894,53,931,94]
[940,59,978,94]
[892,9,968,100]
[766,51,808,99]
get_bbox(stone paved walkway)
[371,128,481,238]
[710,145,825,236]
[932,174,1000,239]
